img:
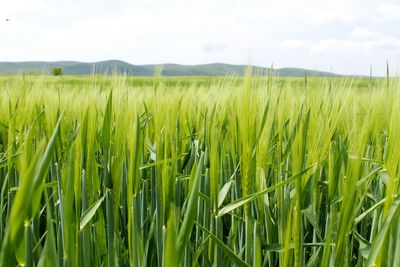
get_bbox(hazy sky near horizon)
[1,0,400,75]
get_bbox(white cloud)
[310,40,362,55]
[281,40,308,50]
[0,0,400,75]
[202,43,228,53]
[372,38,400,53]
[350,28,376,40]
[309,8,362,25]
[310,38,400,55]
[1,0,53,17]
[377,3,400,20]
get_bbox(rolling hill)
[0,60,341,77]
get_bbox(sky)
[1,0,400,75]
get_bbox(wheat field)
[0,73,399,266]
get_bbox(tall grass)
[0,73,399,266]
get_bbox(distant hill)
[0,60,341,77]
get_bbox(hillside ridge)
[0,60,342,77]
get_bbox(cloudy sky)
[1,0,400,75]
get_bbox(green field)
[0,73,399,266]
